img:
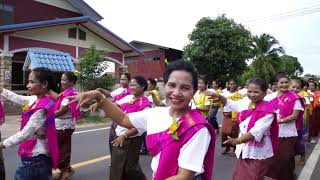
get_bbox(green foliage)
[184,15,254,83]
[78,45,115,90]
[77,112,110,124]
[278,55,303,78]
[251,33,284,83]
[238,65,256,86]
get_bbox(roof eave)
[67,0,103,21]
[84,19,143,56]
[0,16,91,33]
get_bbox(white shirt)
[115,96,149,137]
[115,94,134,106]
[225,98,274,159]
[55,97,75,130]
[110,87,126,98]
[190,90,210,110]
[264,92,277,101]
[277,99,304,138]
[129,107,211,175]
[221,91,240,112]
[1,89,49,157]
[239,88,248,97]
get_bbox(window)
[78,28,86,40]
[0,4,14,25]
[68,28,77,39]
[153,57,161,61]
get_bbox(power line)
[246,3,320,24]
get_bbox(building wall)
[0,34,3,50]
[9,36,77,58]
[12,24,122,53]
[126,50,165,79]
[6,0,81,24]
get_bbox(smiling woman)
[205,77,278,180]
[71,60,216,180]
[0,67,59,180]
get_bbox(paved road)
[3,123,319,180]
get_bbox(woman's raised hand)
[68,90,104,108]
[204,91,220,98]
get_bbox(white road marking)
[298,139,320,180]
[74,127,110,134]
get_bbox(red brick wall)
[6,0,81,24]
[9,36,76,58]
[126,50,166,79]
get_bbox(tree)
[278,55,303,78]
[251,33,284,83]
[78,45,114,91]
[184,15,254,83]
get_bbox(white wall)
[12,24,122,53]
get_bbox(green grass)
[76,112,110,124]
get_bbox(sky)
[85,0,320,75]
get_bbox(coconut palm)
[252,33,285,83]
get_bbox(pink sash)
[19,96,59,168]
[54,88,80,120]
[0,101,4,125]
[120,96,150,113]
[114,87,131,102]
[237,100,279,153]
[146,110,215,180]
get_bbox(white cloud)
[85,0,320,75]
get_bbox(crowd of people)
[0,60,319,180]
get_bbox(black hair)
[290,79,302,88]
[132,75,148,91]
[63,71,78,84]
[32,67,57,91]
[301,80,308,88]
[309,81,318,87]
[275,72,288,82]
[163,60,198,91]
[248,77,268,92]
[147,78,157,87]
[122,72,131,81]
[228,79,237,84]
[198,76,207,85]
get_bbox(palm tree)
[252,33,285,83]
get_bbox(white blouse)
[1,89,49,157]
[225,98,275,160]
[55,97,75,130]
[277,99,304,138]
[221,91,240,112]
[129,107,211,176]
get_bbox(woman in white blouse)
[0,67,58,180]
[69,60,215,180]
[266,72,304,180]
[206,77,278,180]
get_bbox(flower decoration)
[168,115,181,140]
[129,98,134,105]
[22,105,29,112]
[249,102,256,109]
[229,92,242,101]
[71,69,79,77]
